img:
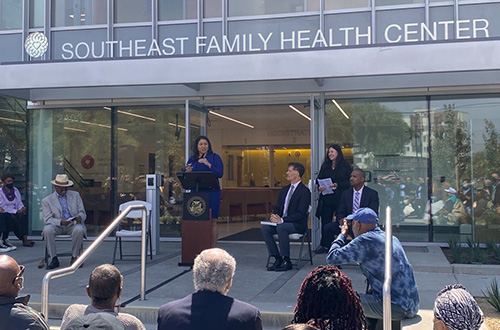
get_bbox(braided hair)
[293,265,365,330]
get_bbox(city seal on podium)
[187,196,207,217]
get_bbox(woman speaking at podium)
[185,136,224,218]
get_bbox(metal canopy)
[1,39,500,102]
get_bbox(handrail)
[383,206,392,330]
[41,205,147,321]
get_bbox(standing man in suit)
[157,248,262,330]
[42,174,86,270]
[320,169,379,249]
[261,162,311,272]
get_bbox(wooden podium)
[177,171,219,266]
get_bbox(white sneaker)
[3,239,16,251]
[0,243,10,253]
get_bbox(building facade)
[1,0,500,243]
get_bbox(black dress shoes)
[267,259,282,271]
[275,260,293,272]
[46,257,59,270]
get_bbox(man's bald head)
[350,169,366,190]
[0,255,22,297]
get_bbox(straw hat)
[50,174,74,187]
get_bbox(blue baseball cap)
[346,207,378,224]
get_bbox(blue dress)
[187,153,224,218]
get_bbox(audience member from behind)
[64,312,125,330]
[0,255,50,330]
[327,208,419,328]
[433,284,484,330]
[281,324,320,330]
[157,248,262,330]
[292,265,365,330]
[60,264,145,330]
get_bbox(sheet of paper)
[260,221,277,226]
[317,178,334,195]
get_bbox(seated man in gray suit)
[42,174,86,270]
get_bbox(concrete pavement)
[3,236,497,329]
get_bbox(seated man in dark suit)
[320,168,379,249]
[261,162,311,272]
[157,248,262,330]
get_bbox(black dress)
[316,161,351,246]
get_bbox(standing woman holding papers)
[185,136,224,218]
[315,144,351,253]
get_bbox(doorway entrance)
[205,102,314,241]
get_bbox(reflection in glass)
[204,0,221,18]
[325,0,370,10]
[29,107,111,235]
[159,0,197,21]
[29,0,44,28]
[114,0,151,23]
[116,106,186,237]
[376,0,424,5]
[0,0,22,29]
[430,97,500,243]
[325,98,428,241]
[228,0,318,16]
[52,0,107,27]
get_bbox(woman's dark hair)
[321,144,345,169]
[192,135,214,162]
[293,265,365,330]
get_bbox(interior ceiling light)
[103,107,155,121]
[64,127,86,133]
[209,110,254,129]
[288,105,311,121]
[168,122,186,129]
[0,116,22,123]
[332,99,349,119]
[80,120,128,132]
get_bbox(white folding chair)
[112,200,153,264]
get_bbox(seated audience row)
[0,249,485,330]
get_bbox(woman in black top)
[316,144,351,252]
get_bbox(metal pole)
[140,207,147,300]
[383,206,392,330]
[42,205,147,320]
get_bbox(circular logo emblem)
[24,32,48,58]
[81,155,95,169]
[187,196,207,217]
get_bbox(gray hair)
[193,248,236,294]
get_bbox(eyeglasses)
[12,265,25,285]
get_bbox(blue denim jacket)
[326,227,419,314]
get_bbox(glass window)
[0,0,22,29]
[0,96,27,219]
[29,0,44,28]
[114,0,151,23]
[116,106,186,238]
[325,0,370,10]
[376,0,424,5]
[325,98,429,241]
[52,0,107,27]
[229,0,317,17]
[159,0,197,21]
[28,107,111,235]
[204,0,221,18]
[430,96,500,243]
